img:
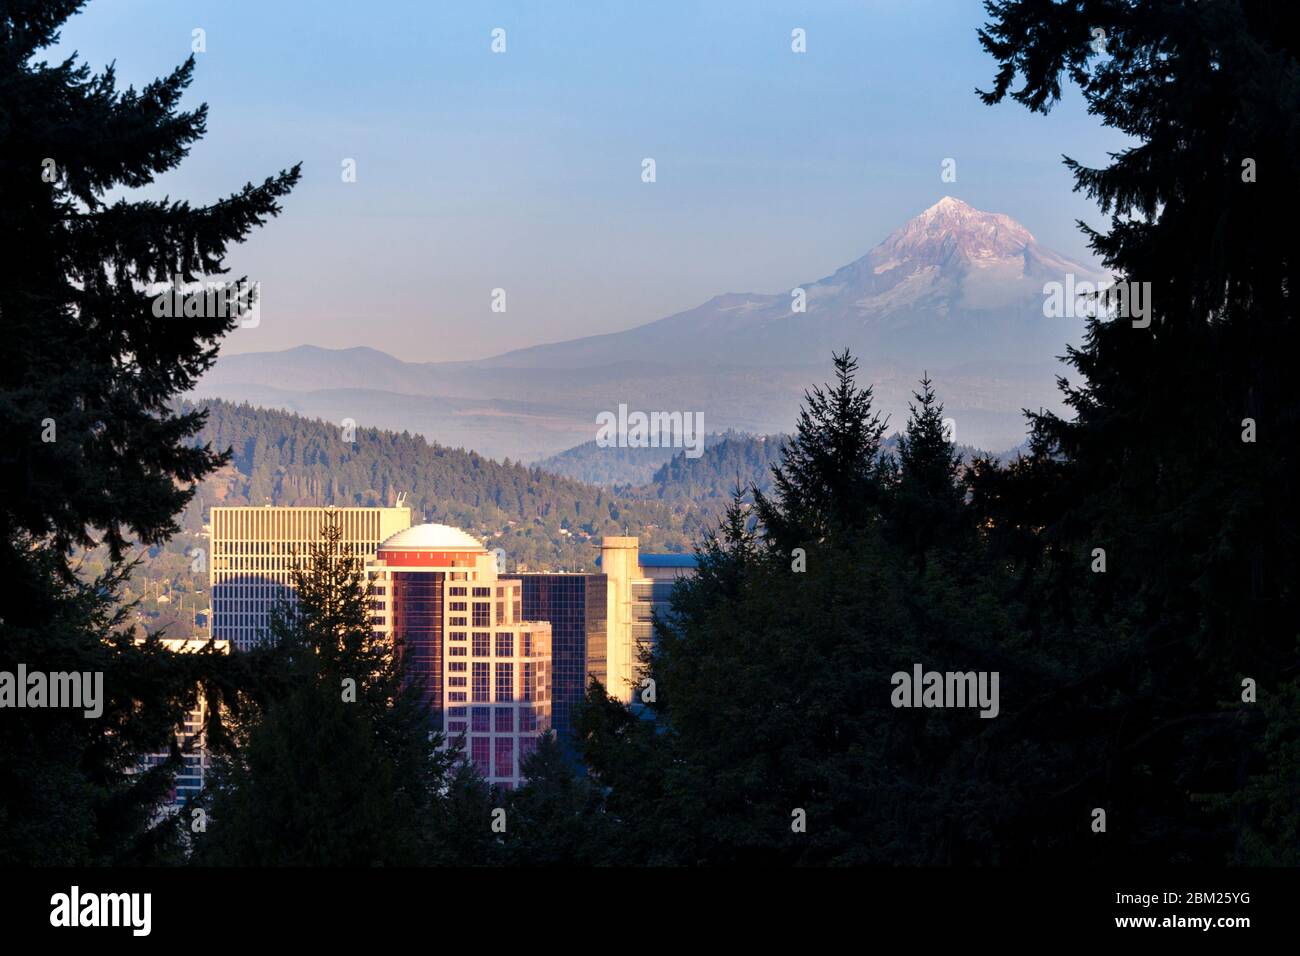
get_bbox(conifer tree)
[500,732,618,865]
[890,374,965,571]
[579,356,1043,864]
[192,518,448,865]
[978,0,1296,859]
[0,1,299,864]
[753,349,888,548]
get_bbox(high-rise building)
[139,637,229,812]
[367,524,553,790]
[506,539,697,721]
[209,505,411,650]
[596,537,698,705]
[502,573,607,739]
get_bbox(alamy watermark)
[50,886,151,936]
[148,274,261,327]
[890,663,999,718]
[1043,274,1152,328]
[0,664,103,718]
[595,404,705,459]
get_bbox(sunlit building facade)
[502,573,607,739]
[209,505,411,650]
[596,537,697,706]
[367,524,552,789]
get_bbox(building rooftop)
[595,551,698,569]
[380,523,484,551]
[639,553,699,569]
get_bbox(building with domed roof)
[367,523,552,789]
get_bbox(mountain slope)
[188,399,698,569]
[478,197,1104,369]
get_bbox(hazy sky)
[52,0,1126,363]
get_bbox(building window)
[473,587,491,598]
[472,663,490,703]
[495,662,513,702]
[450,587,467,596]
[449,661,467,673]
[472,603,490,627]
[494,708,513,733]
[449,646,467,657]
[450,631,466,642]
[520,707,537,732]
[471,736,490,771]
[449,617,467,627]
[519,736,538,763]
[472,632,490,656]
[449,677,466,688]
[494,736,513,779]
[449,601,467,612]
[495,632,513,657]
[472,707,491,733]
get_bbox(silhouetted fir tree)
[578,354,1068,864]
[573,676,676,863]
[978,0,1297,861]
[192,519,449,865]
[424,760,505,866]
[0,1,299,864]
[889,374,965,572]
[752,349,888,550]
[498,732,618,865]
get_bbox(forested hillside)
[639,433,786,500]
[634,430,1000,509]
[189,400,697,567]
[81,400,711,639]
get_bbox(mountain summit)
[868,196,1049,268]
[482,197,1102,369]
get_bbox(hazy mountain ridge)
[184,399,709,567]
[198,198,1095,456]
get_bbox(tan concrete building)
[209,505,412,650]
[596,536,697,706]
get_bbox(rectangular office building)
[209,505,411,650]
[504,573,608,738]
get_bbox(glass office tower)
[505,574,608,738]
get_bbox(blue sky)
[51,0,1126,362]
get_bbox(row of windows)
[459,662,547,703]
[443,632,540,658]
[446,707,535,734]
[459,734,532,780]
